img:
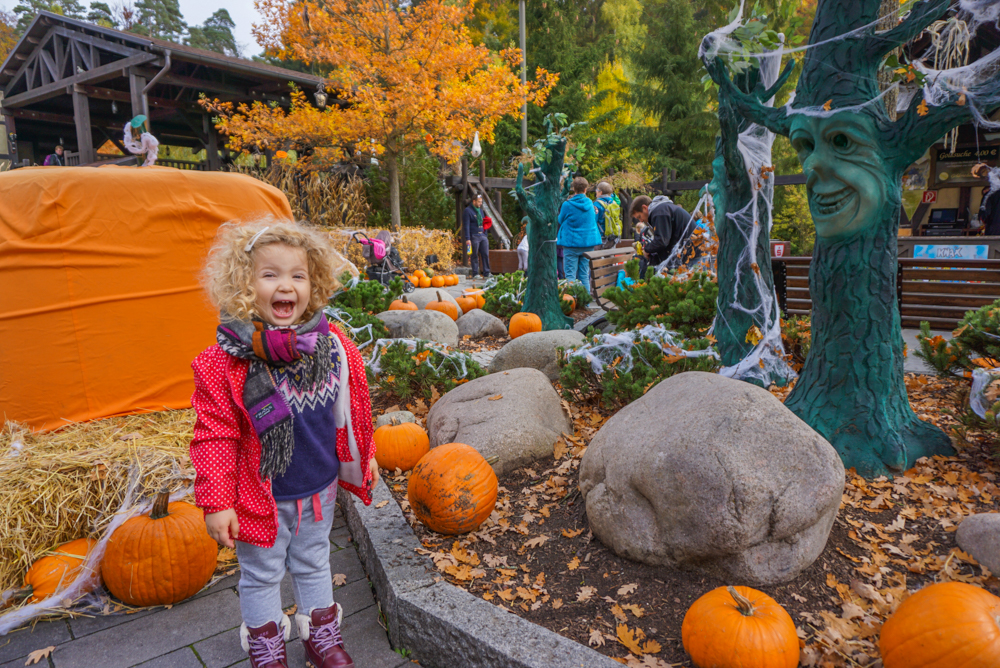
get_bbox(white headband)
[244,227,270,253]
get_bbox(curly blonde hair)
[203,217,341,322]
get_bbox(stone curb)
[339,483,621,668]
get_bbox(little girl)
[190,219,377,668]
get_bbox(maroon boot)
[296,604,354,668]
[240,616,291,668]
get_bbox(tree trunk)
[387,154,401,232]
[784,178,950,477]
[514,138,573,330]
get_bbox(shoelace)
[249,632,285,663]
[310,618,344,653]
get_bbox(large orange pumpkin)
[682,586,799,668]
[456,295,478,314]
[408,274,419,287]
[447,274,459,286]
[463,289,486,309]
[19,538,99,603]
[102,492,218,607]
[880,581,1000,668]
[509,312,543,339]
[408,443,498,534]
[426,291,459,321]
[389,296,418,311]
[430,275,445,288]
[418,276,432,288]
[413,269,427,279]
[374,418,430,472]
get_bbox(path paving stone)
[133,647,205,667]
[0,617,70,661]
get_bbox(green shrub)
[781,316,812,369]
[366,340,486,401]
[332,276,404,314]
[482,271,526,320]
[558,332,720,409]
[327,306,389,348]
[912,299,1000,379]
[559,280,592,314]
[603,271,718,338]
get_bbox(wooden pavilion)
[0,11,329,170]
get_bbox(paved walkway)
[0,504,412,668]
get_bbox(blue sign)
[913,244,989,260]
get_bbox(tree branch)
[760,58,797,104]
[867,0,949,59]
[705,57,793,136]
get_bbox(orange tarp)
[0,166,293,431]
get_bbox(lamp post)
[519,0,527,148]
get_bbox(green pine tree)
[133,0,186,41]
[86,1,116,28]
[13,0,85,30]
[186,9,239,57]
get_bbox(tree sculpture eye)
[832,133,850,149]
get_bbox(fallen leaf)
[523,535,549,549]
[822,99,832,111]
[24,647,55,665]
[622,603,645,618]
[488,394,503,401]
[562,528,585,538]
[617,582,638,596]
[589,628,606,647]
[917,98,929,116]
[332,573,347,586]
[576,586,597,602]
[497,588,515,601]
[375,500,389,509]
[617,624,645,655]
[552,598,563,609]
[483,591,495,601]
[567,557,581,570]
[611,603,627,622]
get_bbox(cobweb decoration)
[564,324,719,376]
[365,338,482,381]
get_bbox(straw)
[0,410,196,595]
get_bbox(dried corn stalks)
[326,227,457,273]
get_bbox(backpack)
[596,196,623,237]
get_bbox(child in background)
[594,182,623,248]
[516,217,530,272]
[190,219,377,668]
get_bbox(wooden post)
[2,113,15,163]
[129,69,146,123]
[479,159,486,190]
[204,115,221,171]
[72,85,95,165]
[662,167,669,194]
[461,157,470,266]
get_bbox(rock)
[579,371,844,585]
[956,513,1000,574]
[407,288,464,315]
[488,330,586,380]
[427,368,571,475]
[376,411,417,429]
[457,309,507,340]
[376,310,459,346]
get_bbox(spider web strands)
[365,337,481,380]
[565,324,719,376]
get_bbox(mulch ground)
[376,370,1000,667]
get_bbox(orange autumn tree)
[206,0,556,230]
[0,9,17,65]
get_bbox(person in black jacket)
[463,194,491,278]
[975,164,1000,236]
[629,195,692,272]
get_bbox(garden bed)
[378,374,1000,667]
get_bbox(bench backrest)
[584,246,636,309]
[773,257,1000,330]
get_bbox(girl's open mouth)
[272,301,296,318]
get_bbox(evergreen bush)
[482,271,526,320]
[366,340,486,401]
[603,271,718,338]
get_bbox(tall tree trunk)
[387,154,401,232]
[514,138,573,330]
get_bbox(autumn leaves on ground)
[381,373,1000,667]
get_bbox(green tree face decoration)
[790,114,887,240]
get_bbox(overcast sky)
[177,0,262,57]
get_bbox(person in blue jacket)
[557,177,602,288]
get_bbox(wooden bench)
[584,246,636,310]
[772,257,1000,329]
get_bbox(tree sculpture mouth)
[812,187,856,217]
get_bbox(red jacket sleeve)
[190,349,241,514]
[333,324,376,504]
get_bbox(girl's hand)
[369,458,381,489]
[205,509,239,548]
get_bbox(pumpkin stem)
[402,296,409,304]
[150,491,171,520]
[391,416,400,426]
[436,290,443,302]
[485,455,500,465]
[8,586,32,603]
[727,586,755,616]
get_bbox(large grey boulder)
[376,310,459,346]
[579,371,844,585]
[489,330,585,380]
[957,513,1000,574]
[407,288,464,315]
[457,309,507,340]
[427,368,571,475]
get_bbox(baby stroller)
[352,230,414,292]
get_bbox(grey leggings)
[517,248,528,271]
[235,479,338,627]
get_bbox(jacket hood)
[649,195,674,216]
[564,194,594,212]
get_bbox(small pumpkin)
[413,269,427,279]
[560,294,577,315]
[426,291,459,321]
[682,586,799,668]
[102,492,218,607]
[443,274,456,286]
[509,312,543,339]
[374,418,430,472]
[430,275,445,288]
[456,295,478,313]
[880,581,1000,668]
[18,538,99,604]
[407,443,498,534]
[408,274,419,287]
[389,295,418,311]
[418,276,432,288]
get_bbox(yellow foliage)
[0,9,16,66]
[326,226,456,274]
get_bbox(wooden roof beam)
[2,52,159,107]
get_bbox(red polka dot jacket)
[189,323,375,548]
